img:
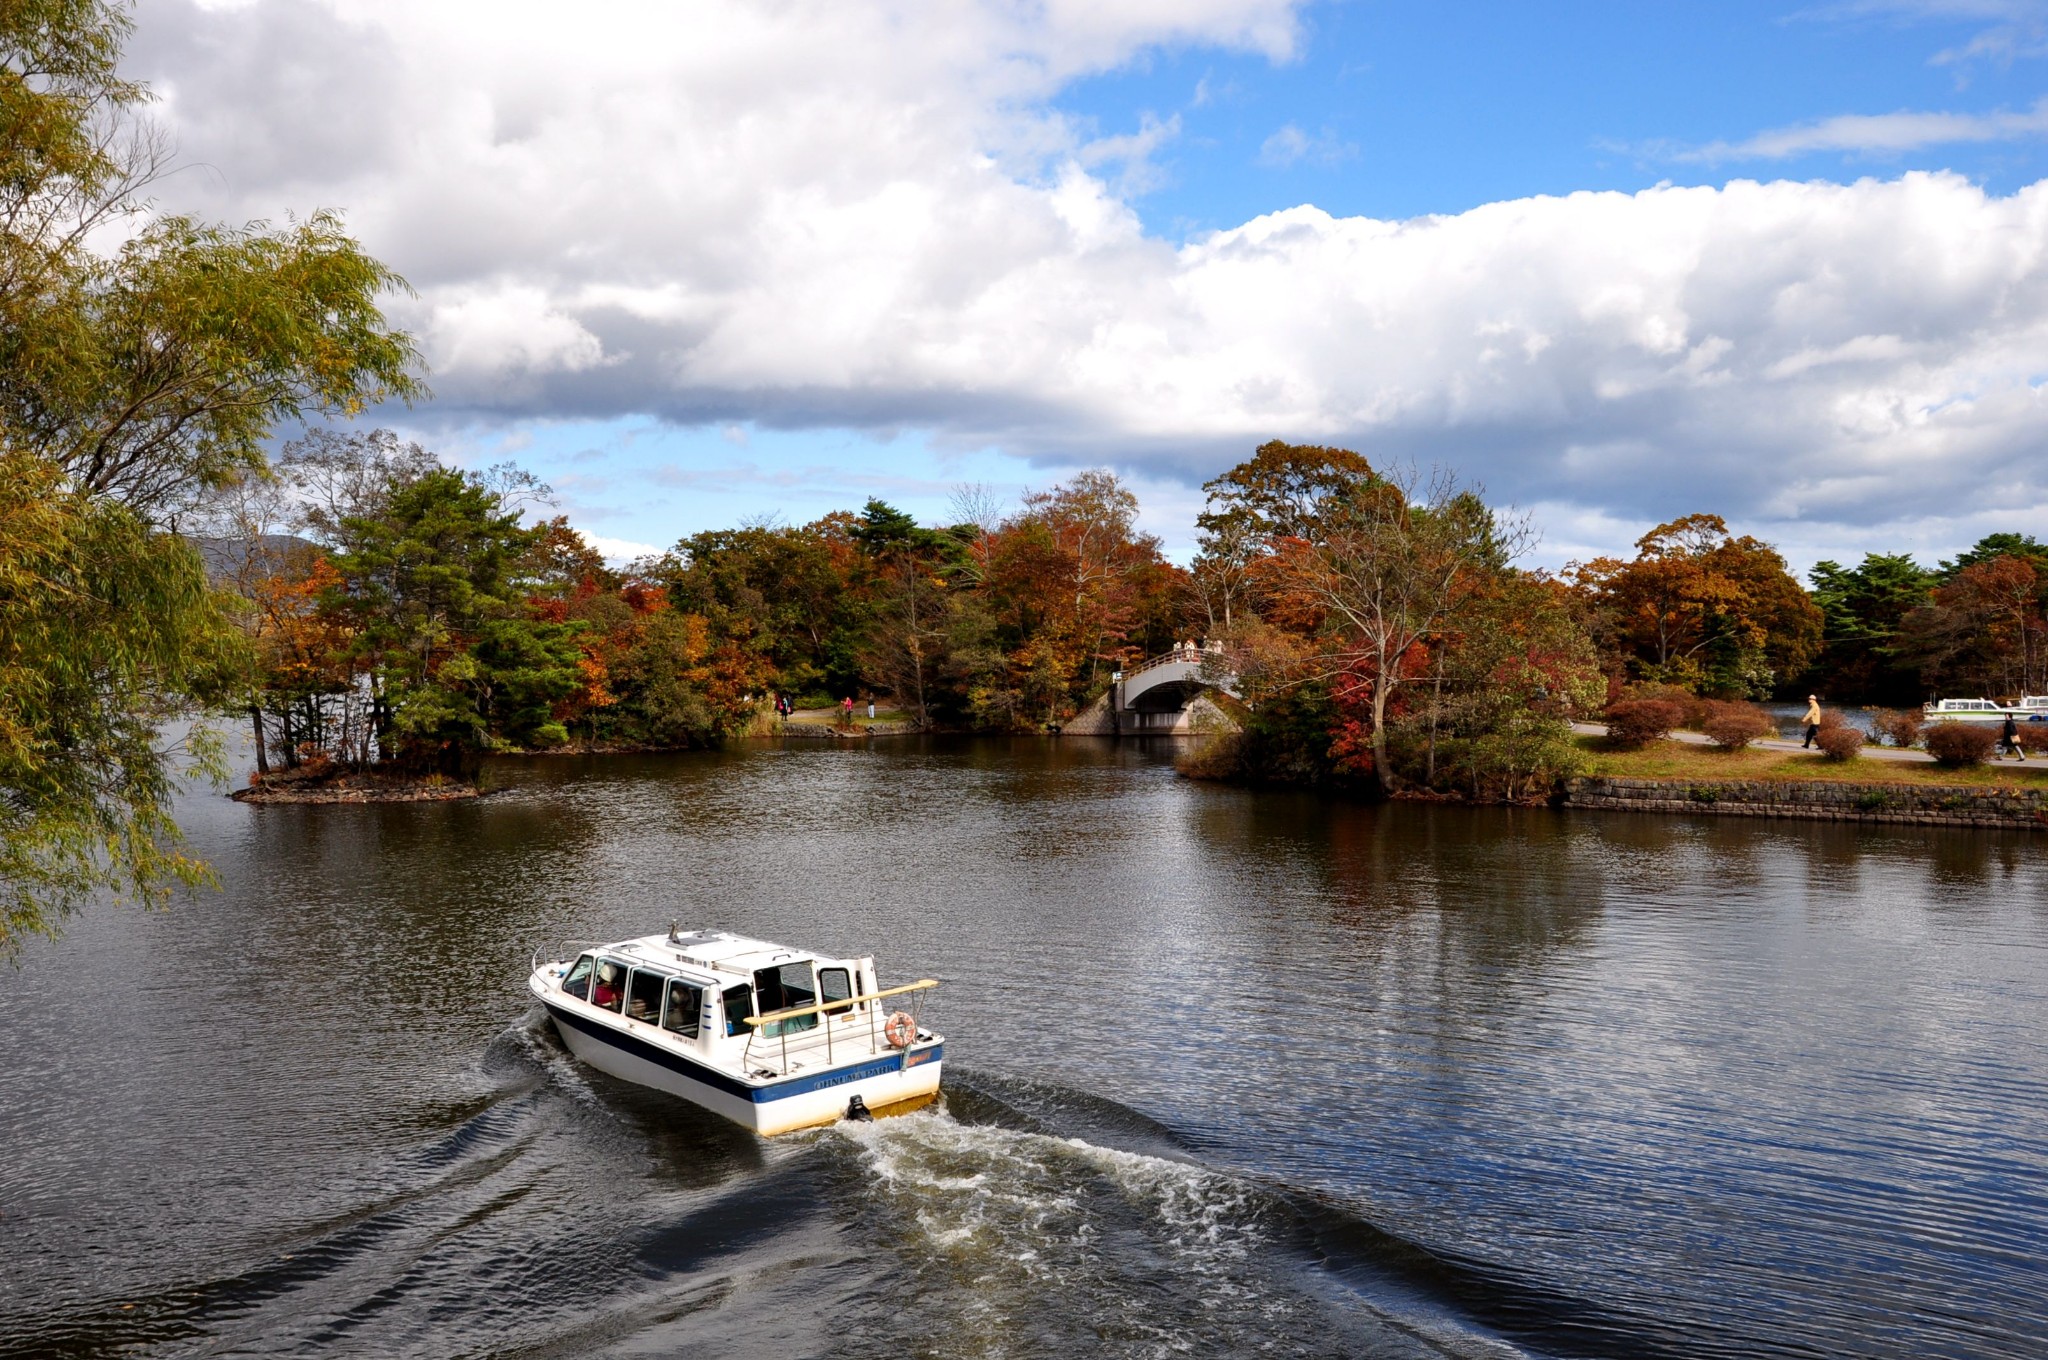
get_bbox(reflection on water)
[2,738,2045,1358]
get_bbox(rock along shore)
[1562,775,2048,831]
[231,775,481,804]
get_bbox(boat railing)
[741,978,939,1076]
[530,940,609,973]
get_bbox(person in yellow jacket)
[1801,695,1821,748]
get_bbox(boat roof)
[590,929,834,985]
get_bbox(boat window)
[819,966,853,1017]
[561,954,595,1001]
[591,959,628,1013]
[754,962,818,1035]
[626,969,665,1022]
[663,980,702,1038]
[721,984,754,1037]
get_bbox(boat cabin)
[1924,697,2048,721]
[1924,698,2003,718]
[552,929,878,1067]
[529,925,942,1134]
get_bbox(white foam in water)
[508,1012,608,1110]
[832,1107,1284,1355]
[834,1108,1535,1360]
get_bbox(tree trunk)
[250,706,269,775]
[1425,653,1443,785]
[1369,661,1394,796]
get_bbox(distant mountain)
[184,534,322,586]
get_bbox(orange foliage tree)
[1568,513,1821,697]
[1897,554,2047,697]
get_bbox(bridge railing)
[1126,644,1232,675]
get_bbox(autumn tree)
[1569,513,1821,697]
[1897,554,2046,697]
[662,515,868,700]
[1188,442,1378,634]
[1015,470,1171,695]
[1261,467,1524,793]
[1199,441,1378,543]
[1390,573,1603,800]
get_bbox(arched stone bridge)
[1066,644,1241,734]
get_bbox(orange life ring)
[883,1011,917,1048]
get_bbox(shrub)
[1925,722,1998,767]
[1603,698,1686,749]
[1700,701,1774,750]
[1623,682,1709,729]
[1871,708,1923,748]
[1815,724,1865,761]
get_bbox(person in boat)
[591,963,622,1010]
[1802,695,1821,749]
[2002,714,2027,761]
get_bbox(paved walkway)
[1570,722,2048,770]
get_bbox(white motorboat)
[1923,696,2048,723]
[528,926,942,1136]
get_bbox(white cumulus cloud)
[127,0,2048,563]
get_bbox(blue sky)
[141,0,2048,569]
[1060,2,2048,231]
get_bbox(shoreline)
[232,773,483,804]
[1558,774,2048,832]
[225,733,2048,828]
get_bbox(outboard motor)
[845,1094,874,1123]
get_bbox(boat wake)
[1,1032,1659,1360]
[822,1079,1527,1360]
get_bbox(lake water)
[2,738,2045,1358]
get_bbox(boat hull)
[540,997,942,1136]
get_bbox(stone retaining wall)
[1562,776,2048,831]
[766,720,922,740]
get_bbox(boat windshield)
[561,954,595,1001]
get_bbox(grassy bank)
[1576,736,2048,790]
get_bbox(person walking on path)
[866,698,875,720]
[2002,713,2027,761]
[1802,695,1821,748]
